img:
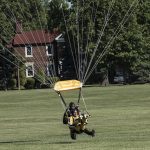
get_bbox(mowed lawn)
[0,84,150,150]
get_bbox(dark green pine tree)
[131,0,150,82]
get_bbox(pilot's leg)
[83,128,95,137]
[70,128,76,140]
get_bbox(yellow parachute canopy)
[54,80,82,92]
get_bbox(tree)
[131,0,150,82]
[0,0,149,85]
[65,0,150,83]
[45,0,69,31]
[0,0,48,89]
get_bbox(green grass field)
[0,84,150,150]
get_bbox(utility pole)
[17,61,20,90]
[3,48,7,91]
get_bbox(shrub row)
[7,76,59,90]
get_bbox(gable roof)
[12,30,59,46]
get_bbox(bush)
[8,78,17,89]
[47,77,59,83]
[35,69,45,83]
[20,69,26,87]
[25,78,35,89]
[34,69,46,89]
[40,83,50,89]
[47,77,59,88]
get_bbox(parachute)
[54,80,82,92]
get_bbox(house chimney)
[45,29,49,33]
[53,28,59,34]
[16,20,22,34]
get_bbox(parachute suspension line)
[0,33,49,84]
[81,1,99,83]
[83,0,138,84]
[32,1,49,80]
[2,12,47,81]
[7,3,47,80]
[76,88,90,115]
[61,4,79,80]
[77,88,81,105]
[5,4,47,81]
[68,5,79,80]
[15,1,55,84]
[80,0,86,81]
[76,0,81,81]
[80,3,83,81]
[39,1,57,84]
[82,0,115,83]
[54,80,83,109]
[57,92,67,110]
[1,28,53,86]
[41,1,58,84]
[21,0,56,84]
[34,0,57,83]
[72,31,79,79]
[81,92,90,115]
[0,13,49,82]
[0,50,45,84]
[5,2,55,84]
[33,0,58,83]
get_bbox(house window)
[25,45,33,57]
[46,44,53,56]
[26,63,34,77]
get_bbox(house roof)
[12,30,59,46]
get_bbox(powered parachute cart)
[54,80,95,140]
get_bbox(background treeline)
[0,0,149,90]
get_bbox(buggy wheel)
[70,130,76,140]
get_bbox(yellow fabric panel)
[54,80,82,92]
[68,116,74,125]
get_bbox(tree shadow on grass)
[0,140,41,144]
[49,141,75,144]
[0,140,75,145]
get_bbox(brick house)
[8,21,66,80]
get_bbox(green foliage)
[8,78,17,89]
[19,68,27,87]
[35,69,46,84]
[46,0,69,31]
[0,0,48,89]
[15,62,27,87]
[34,69,47,88]
[46,76,59,88]
[0,0,47,41]
[0,0,150,84]
[49,76,59,84]
[132,62,150,83]
[25,78,35,89]
[0,47,17,90]
[66,0,150,83]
